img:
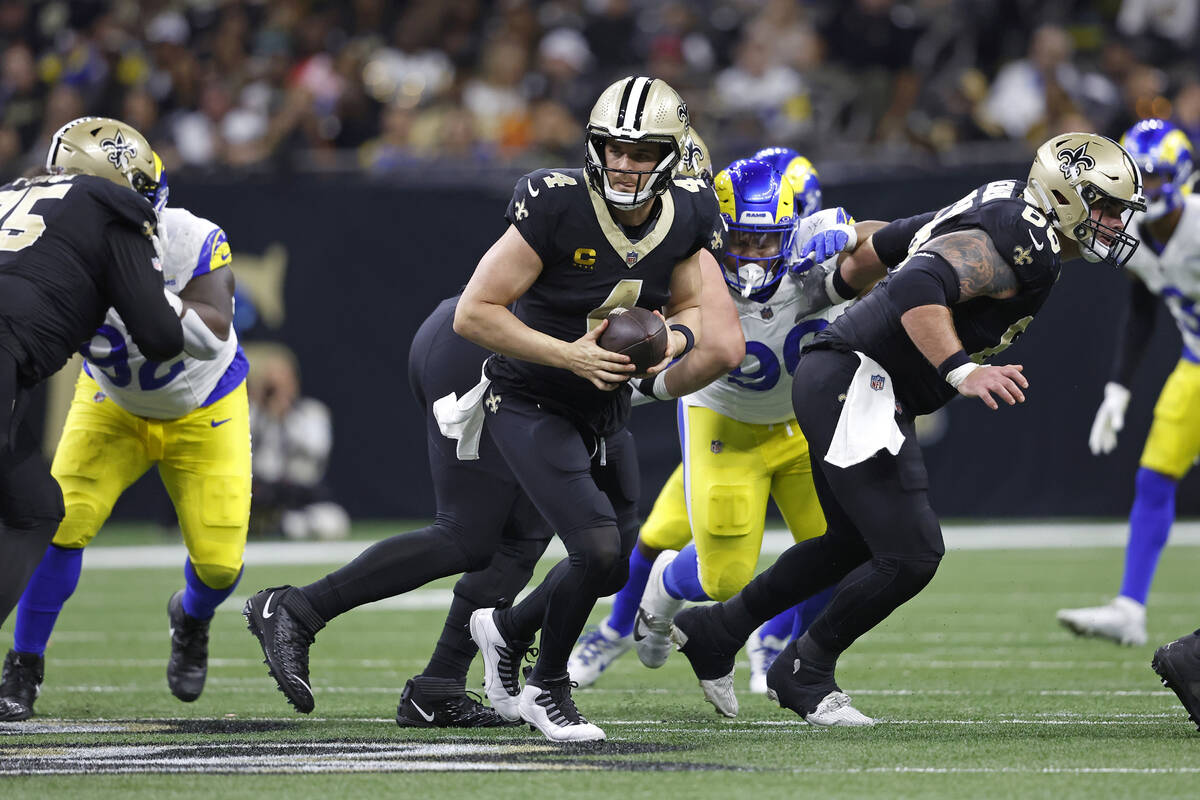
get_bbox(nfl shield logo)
[626,251,639,265]
[761,307,774,320]
[870,374,885,391]
[711,440,723,454]
[93,391,106,403]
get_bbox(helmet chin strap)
[602,172,654,210]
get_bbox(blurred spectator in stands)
[1109,63,1171,138]
[249,348,349,541]
[585,0,638,73]
[713,24,809,144]
[519,98,582,167]
[1175,79,1200,145]
[820,0,926,143]
[360,101,418,173]
[0,43,43,154]
[980,24,1078,141]
[1117,0,1198,66]
[463,37,531,154]
[526,27,597,119]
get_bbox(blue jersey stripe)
[202,346,249,407]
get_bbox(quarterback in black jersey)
[454,76,720,742]
[0,118,197,630]
[671,132,1148,726]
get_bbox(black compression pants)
[486,392,640,685]
[716,347,945,657]
[0,349,65,628]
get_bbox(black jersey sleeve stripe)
[615,77,636,128]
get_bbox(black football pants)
[719,347,944,656]
[486,391,640,685]
[0,349,65,628]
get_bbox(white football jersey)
[683,209,850,424]
[82,206,244,419]
[1124,195,1200,357]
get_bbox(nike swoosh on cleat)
[262,592,277,619]
[633,613,650,642]
[409,699,436,722]
[527,179,539,197]
[211,418,232,427]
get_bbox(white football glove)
[1088,382,1131,455]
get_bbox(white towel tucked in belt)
[824,351,905,468]
[432,362,491,461]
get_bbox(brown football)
[598,307,669,374]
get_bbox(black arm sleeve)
[105,223,184,362]
[885,251,961,314]
[871,211,938,267]
[1110,277,1158,386]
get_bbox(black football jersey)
[821,179,1063,414]
[487,167,723,434]
[0,172,183,385]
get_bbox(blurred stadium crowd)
[0,0,1198,181]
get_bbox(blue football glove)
[791,227,856,277]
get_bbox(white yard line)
[77,521,1200,569]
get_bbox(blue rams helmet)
[713,158,797,302]
[753,146,821,217]
[1120,119,1194,221]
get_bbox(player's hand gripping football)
[566,318,637,391]
[637,309,682,378]
[956,364,1028,410]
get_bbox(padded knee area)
[190,561,242,590]
[699,558,756,602]
[880,553,941,597]
[52,500,105,548]
[566,526,622,585]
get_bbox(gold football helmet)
[679,128,713,186]
[45,117,168,212]
[1026,132,1146,267]
[585,76,690,210]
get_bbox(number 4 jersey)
[82,206,246,419]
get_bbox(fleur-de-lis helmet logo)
[99,130,138,171]
[1056,143,1095,181]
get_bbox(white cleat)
[700,671,739,718]
[468,608,523,721]
[634,550,685,668]
[802,691,874,727]
[568,622,633,688]
[1056,596,1147,646]
[519,682,606,742]
[747,626,787,695]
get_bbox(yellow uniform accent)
[640,404,825,601]
[51,373,251,588]
[1140,358,1200,478]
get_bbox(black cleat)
[669,606,740,681]
[396,677,521,728]
[243,585,325,713]
[1152,630,1200,732]
[0,650,43,721]
[764,639,874,726]
[167,590,210,702]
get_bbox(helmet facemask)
[585,133,679,210]
[722,223,795,301]
[1070,183,1144,267]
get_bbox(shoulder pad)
[77,174,156,233]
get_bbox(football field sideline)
[78,520,1200,570]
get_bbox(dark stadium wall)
[95,168,1200,523]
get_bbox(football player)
[453,75,719,742]
[568,150,847,701]
[670,132,1146,726]
[0,117,245,720]
[1057,120,1199,646]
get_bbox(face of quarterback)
[604,139,664,195]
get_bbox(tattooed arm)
[924,230,1020,300]
[896,229,1029,409]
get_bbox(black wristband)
[669,323,695,357]
[936,350,971,380]
[830,265,856,300]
